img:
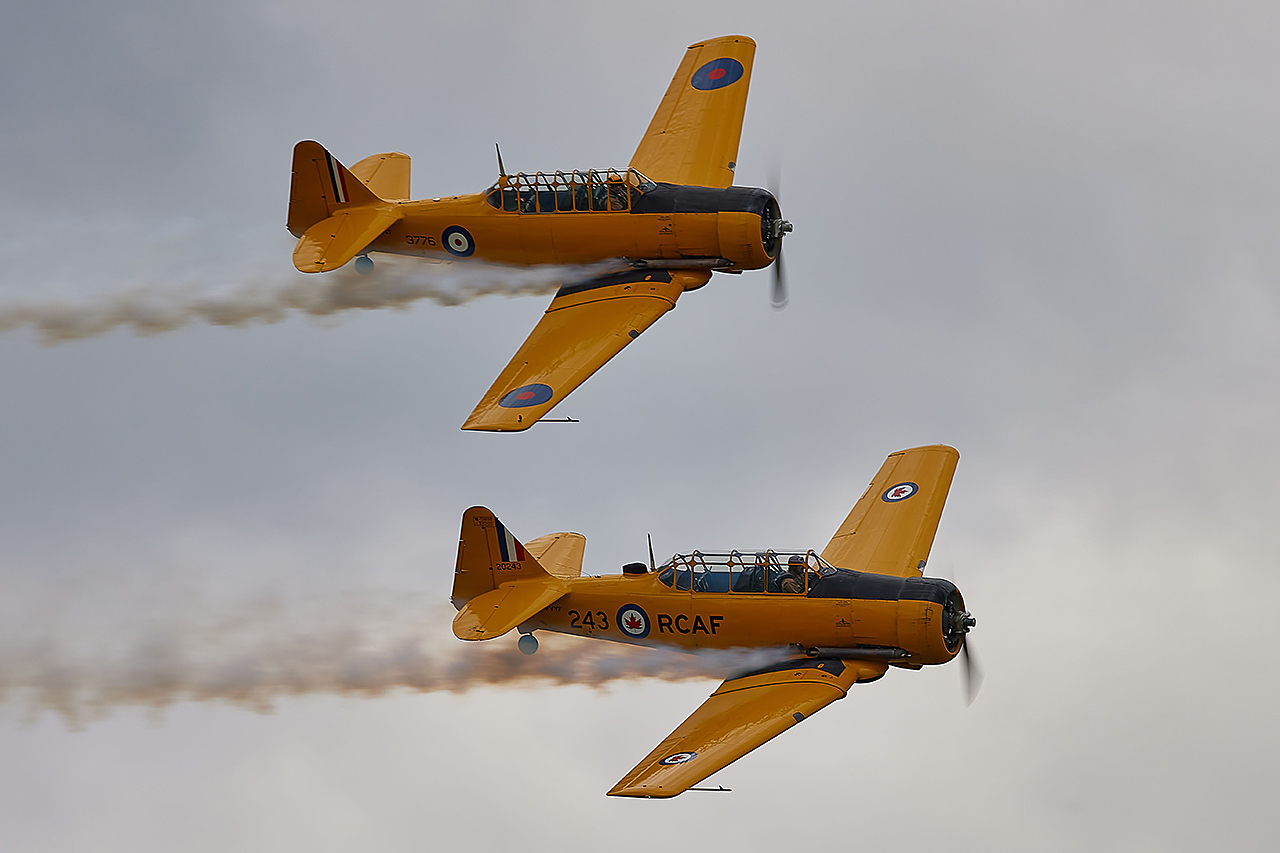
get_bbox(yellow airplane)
[286,35,791,432]
[450,445,978,797]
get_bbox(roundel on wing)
[659,751,697,766]
[442,225,475,257]
[498,384,553,408]
[882,482,919,502]
[617,604,650,639]
[691,57,744,91]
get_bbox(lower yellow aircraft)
[450,445,978,797]
[287,35,791,432]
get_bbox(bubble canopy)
[486,169,658,213]
[655,550,837,594]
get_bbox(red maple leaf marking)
[890,487,910,498]
[624,613,644,631]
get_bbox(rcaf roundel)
[617,604,651,639]
[442,225,475,257]
[691,58,744,91]
[498,383,553,408]
[882,482,919,502]
[659,751,697,766]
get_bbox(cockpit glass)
[493,168,651,213]
[654,550,835,593]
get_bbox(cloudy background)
[2,1,1278,849]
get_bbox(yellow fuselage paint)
[521,573,959,667]
[366,194,773,271]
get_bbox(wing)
[607,658,888,798]
[461,269,708,431]
[629,35,756,188]
[820,445,960,578]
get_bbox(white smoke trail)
[0,592,788,727]
[0,244,625,344]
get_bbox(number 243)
[568,610,608,631]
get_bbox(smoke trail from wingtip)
[0,253,626,344]
[0,593,787,727]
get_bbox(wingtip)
[889,444,960,458]
[606,784,681,799]
[460,416,536,433]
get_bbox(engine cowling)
[895,577,974,665]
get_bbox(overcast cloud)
[1,2,1278,851]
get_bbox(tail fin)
[452,506,554,608]
[287,141,402,273]
[452,507,570,641]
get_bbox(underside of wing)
[629,35,756,189]
[607,657,887,798]
[461,269,708,432]
[820,445,960,578]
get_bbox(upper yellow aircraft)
[449,445,979,797]
[287,35,791,431]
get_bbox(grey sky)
[2,2,1278,850]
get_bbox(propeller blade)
[766,160,789,310]
[771,248,788,310]
[961,640,983,706]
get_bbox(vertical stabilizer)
[288,140,384,237]
[452,506,554,608]
[288,141,402,272]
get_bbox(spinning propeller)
[960,633,983,707]
[766,165,793,310]
[947,605,982,706]
[942,556,983,706]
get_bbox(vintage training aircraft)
[450,445,978,797]
[287,35,790,432]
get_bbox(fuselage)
[514,555,968,668]
[364,171,782,272]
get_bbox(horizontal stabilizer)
[452,579,568,641]
[522,532,587,579]
[293,207,400,273]
[350,152,411,201]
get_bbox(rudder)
[288,140,384,237]
[452,506,554,608]
[288,141,402,273]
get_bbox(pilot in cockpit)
[779,556,806,594]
